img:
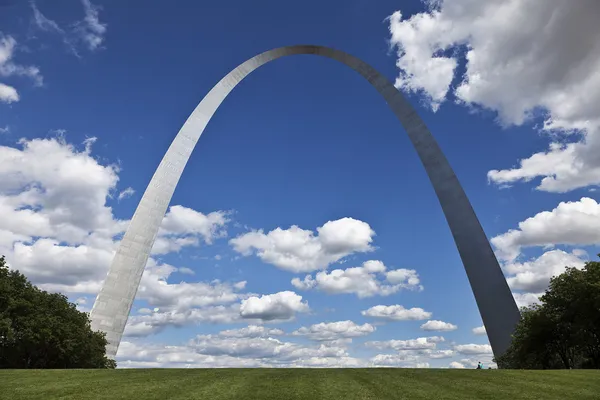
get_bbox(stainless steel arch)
[90,45,520,361]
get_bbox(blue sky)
[1,0,599,368]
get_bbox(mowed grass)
[1,368,599,400]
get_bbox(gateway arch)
[90,45,521,361]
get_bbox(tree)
[0,256,116,368]
[495,256,600,369]
[541,263,600,368]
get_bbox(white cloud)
[150,206,229,256]
[10,238,114,294]
[290,356,365,368]
[187,332,349,364]
[160,205,229,245]
[0,137,122,292]
[177,267,195,275]
[0,136,120,240]
[454,344,493,355]
[291,260,422,298]
[361,304,431,321]
[388,1,600,192]
[420,320,457,332]
[370,353,430,368]
[239,291,310,322]
[512,292,543,309]
[504,250,586,293]
[124,305,244,337]
[490,197,594,305]
[366,336,444,351]
[117,187,135,201]
[230,218,375,273]
[492,197,600,262]
[449,361,465,369]
[0,135,237,340]
[292,320,375,341]
[0,35,42,103]
[472,326,486,336]
[219,325,285,338]
[135,262,246,311]
[118,328,358,368]
[426,350,455,359]
[0,125,9,133]
[116,340,267,368]
[0,83,18,103]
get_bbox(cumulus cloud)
[512,292,543,309]
[426,350,455,359]
[420,320,457,332]
[230,218,375,273]
[0,135,243,340]
[118,330,361,368]
[0,136,122,292]
[124,305,245,337]
[492,197,600,262]
[291,260,422,298]
[388,0,600,192]
[489,197,596,305]
[186,331,351,365]
[366,336,444,351]
[159,205,229,244]
[454,344,493,355]
[504,250,586,293]
[370,353,430,368]
[151,206,229,255]
[0,35,42,103]
[361,304,431,321]
[239,291,310,322]
[0,83,18,103]
[117,341,266,368]
[472,326,486,336]
[292,321,375,341]
[0,136,232,296]
[219,325,285,338]
[136,262,247,311]
[449,361,465,369]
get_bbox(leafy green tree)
[495,256,600,369]
[541,262,600,368]
[0,256,116,368]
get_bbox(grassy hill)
[1,368,599,399]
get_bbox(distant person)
[477,362,482,369]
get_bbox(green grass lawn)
[1,368,599,400]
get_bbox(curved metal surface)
[90,45,520,361]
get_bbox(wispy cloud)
[0,35,43,103]
[31,1,64,34]
[30,0,107,55]
[118,187,135,201]
[75,0,107,51]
